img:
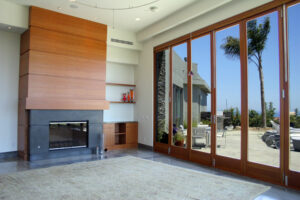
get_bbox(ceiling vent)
[111,38,134,46]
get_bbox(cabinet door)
[103,123,115,147]
[126,123,138,144]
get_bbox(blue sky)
[173,6,300,114]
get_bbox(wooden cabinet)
[126,123,138,144]
[103,123,115,147]
[103,122,138,150]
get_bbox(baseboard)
[138,143,153,151]
[0,151,18,159]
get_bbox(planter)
[175,140,184,147]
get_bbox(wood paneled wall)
[18,6,109,160]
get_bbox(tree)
[266,102,276,127]
[221,17,270,128]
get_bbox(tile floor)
[0,148,299,200]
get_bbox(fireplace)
[28,110,103,161]
[49,121,88,150]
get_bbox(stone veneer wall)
[156,51,167,142]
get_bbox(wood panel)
[215,155,241,174]
[18,76,28,99]
[20,30,30,55]
[19,52,29,77]
[105,143,138,150]
[27,74,105,100]
[103,123,115,148]
[154,142,169,154]
[126,123,138,144]
[26,98,109,110]
[27,51,106,80]
[18,100,28,126]
[29,26,106,61]
[246,162,281,185]
[190,150,212,167]
[30,6,107,42]
[170,146,189,161]
[288,171,300,190]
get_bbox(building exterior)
[172,52,210,128]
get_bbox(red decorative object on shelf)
[122,93,127,102]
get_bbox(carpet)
[0,156,269,200]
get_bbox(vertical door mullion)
[169,47,173,149]
[240,20,248,174]
[210,31,217,162]
[187,39,192,151]
[278,6,288,185]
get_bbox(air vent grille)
[111,38,134,45]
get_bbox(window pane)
[288,3,300,172]
[172,43,188,148]
[155,49,170,144]
[247,11,280,167]
[191,35,211,153]
[216,24,241,159]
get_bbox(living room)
[0,0,300,199]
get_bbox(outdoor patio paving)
[193,129,300,172]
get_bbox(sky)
[173,5,300,115]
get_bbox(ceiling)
[9,0,197,32]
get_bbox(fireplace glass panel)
[49,121,88,150]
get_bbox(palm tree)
[221,17,270,128]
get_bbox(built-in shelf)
[106,82,136,87]
[110,101,136,104]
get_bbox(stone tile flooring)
[0,148,299,200]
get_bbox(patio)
[192,128,300,172]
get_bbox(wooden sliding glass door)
[285,1,300,189]
[190,33,214,166]
[153,0,300,190]
[214,24,242,172]
[244,9,283,184]
[170,42,190,159]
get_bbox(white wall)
[135,0,272,146]
[0,30,20,153]
[107,46,139,65]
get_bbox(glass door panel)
[172,43,188,148]
[191,34,211,153]
[288,3,300,172]
[155,49,170,144]
[247,11,280,167]
[216,24,241,159]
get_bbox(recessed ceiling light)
[70,4,78,9]
[150,6,159,12]
[69,0,76,2]
[8,26,12,30]
[135,18,141,21]
[57,7,62,10]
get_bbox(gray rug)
[0,156,269,200]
